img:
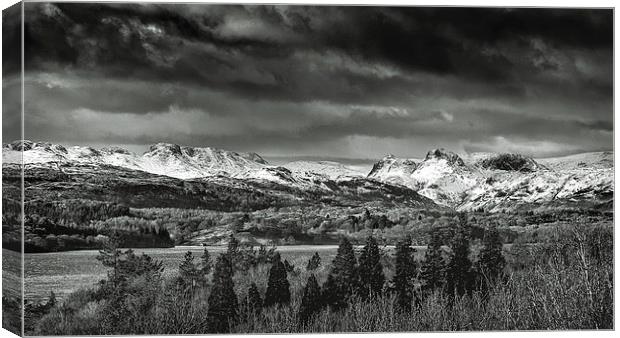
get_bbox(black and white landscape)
[1,3,613,336]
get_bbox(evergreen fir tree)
[323,237,358,310]
[477,225,506,287]
[201,248,212,276]
[393,236,416,312]
[331,237,358,292]
[97,235,163,294]
[227,235,240,267]
[179,251,203,291]
[264,253,291,307]
[321,273,340,309]
[445,225,474,298]
[96,233,122,286]
[284,259,295,273]
[357,236,385,298]
[420,228,446,293]
[298,274,322,326]
[246,282,263,315]
[45,291,57,311]
[207,254,238,333]
[306,252,321,271]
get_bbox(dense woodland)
[25,218,612,334]
[3,163,443,252]
[3,192,610,252]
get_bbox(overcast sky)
[2,3,613,160]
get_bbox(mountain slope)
[3,141,269,179]
[368,149,613,211]
[368,149,479,206]
[283,160,365,180]
[3,140,440,209]
[4,141,612,213]
[3,141,365,187]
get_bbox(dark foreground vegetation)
[27,218,613,334]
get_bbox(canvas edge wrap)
[2,1,25,336]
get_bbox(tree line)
[78,215,502,333]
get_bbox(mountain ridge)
[3,140,613,212]
[367,149,613,211]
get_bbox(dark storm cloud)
[16,3,613,158]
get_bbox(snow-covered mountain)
[2,140,270,180]
[367,155,420,184]
[2,141,358,188]
[368,149,613,211]
[368,149,478,206]
[283,160,365,180]
[4,141,612,212]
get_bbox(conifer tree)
[96,233,122,286]
[179,251,202,291]
[246,282,263,315]
[227,235,240,267]
[284,259,295,273]
[420,228,446,293]
[393,236,416,312]
[321,273,340,309]
[207,254,238,333]
[323,237,358,310]
[46,291,57,310]
[477,225,506,287]
[357,236,385,298]
[445,226,474,298]
[298,274,322,326]
[201,248,212,276]
[306,252,321,271]
[264,253,291,307]
[331,237,358,293]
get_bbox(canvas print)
[1,2,614,336]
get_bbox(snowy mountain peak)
[425,148,465,166]
[101,146,131,155]
[242,152,268,165]
[283,160,365,180]
[368,154,418,178]
[368,148,613,210]
[146,143,183,156]
[2,140,270,180]
[3,141,612,212]
[477,153,545,172]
